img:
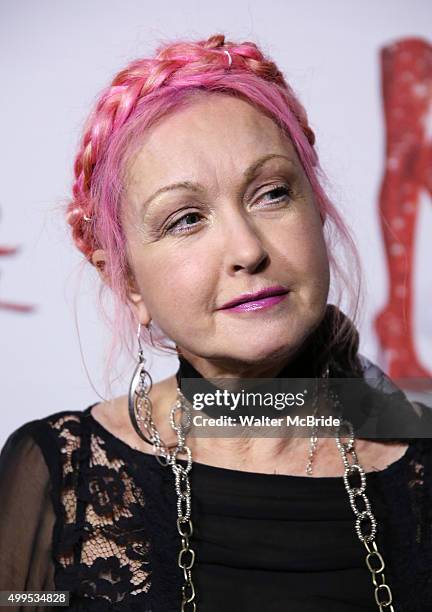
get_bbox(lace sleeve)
[0,423,56,610]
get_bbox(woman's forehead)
[127,101,296,187]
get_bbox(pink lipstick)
[218,286,289,313]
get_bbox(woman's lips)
[220,292,288,312]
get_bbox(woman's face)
[118,93,330,372]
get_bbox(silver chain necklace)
[129,361,396,611]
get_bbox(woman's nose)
[221,211,269,274]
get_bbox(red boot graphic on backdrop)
[0,207,35,313]
[375,38,432,386]
[0,244,34,312]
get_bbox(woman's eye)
[258,184,292,206]
[163,185,291,235]
[165,211,203,234]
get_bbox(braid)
[66,33,317,261]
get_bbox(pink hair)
[66,33,363,395]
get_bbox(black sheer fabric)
[1,306,432,611]
[0,427,56,599]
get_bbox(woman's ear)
[91,249,152,325]
[124,263,152,327]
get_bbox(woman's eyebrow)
[140,153,294,215]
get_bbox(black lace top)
[1,307,432,611]
[0,401,432,612]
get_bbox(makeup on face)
[123,95,329,372]
[217,285,290,313]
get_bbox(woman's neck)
[177,348,297,380]
[177,319,329,383]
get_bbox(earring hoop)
[128,324,156,442]
[128,323,153,444]
[128,322,176,465]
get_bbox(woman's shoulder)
[1,372,177,472]
[89,376,180,453]
[0,407,93,480]
[0,408,94,511]
[2,405,113,474]
[6,406,88,442]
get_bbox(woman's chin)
[217,337,300,369]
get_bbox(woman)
[0,33,431,612]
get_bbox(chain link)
[131,351,197,610]
[169,394,197,611]
[145,388,197,610]
[335,419,395,610]
[306,367,329,475]
[132,349,396,611]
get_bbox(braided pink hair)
[66,33,362,391]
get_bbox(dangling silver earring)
[127,322,169,465]
[128,322,191,466]
[128,322,154,445]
